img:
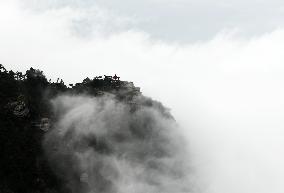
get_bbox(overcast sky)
[21,0,284,42]
[2,0,284,193]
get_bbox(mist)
[2,1,284,193]
[43,94,194,193]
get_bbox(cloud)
[21,0,284,42]
[43,94,194,193]
[2,1,284,193]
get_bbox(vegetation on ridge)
[0,64,143,193]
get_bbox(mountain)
[0,65,187,193]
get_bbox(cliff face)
[0,65,188,193]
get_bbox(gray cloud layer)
[23,0,284,42]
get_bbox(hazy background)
[2,0,284,192]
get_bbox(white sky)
[2,0,284,193]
